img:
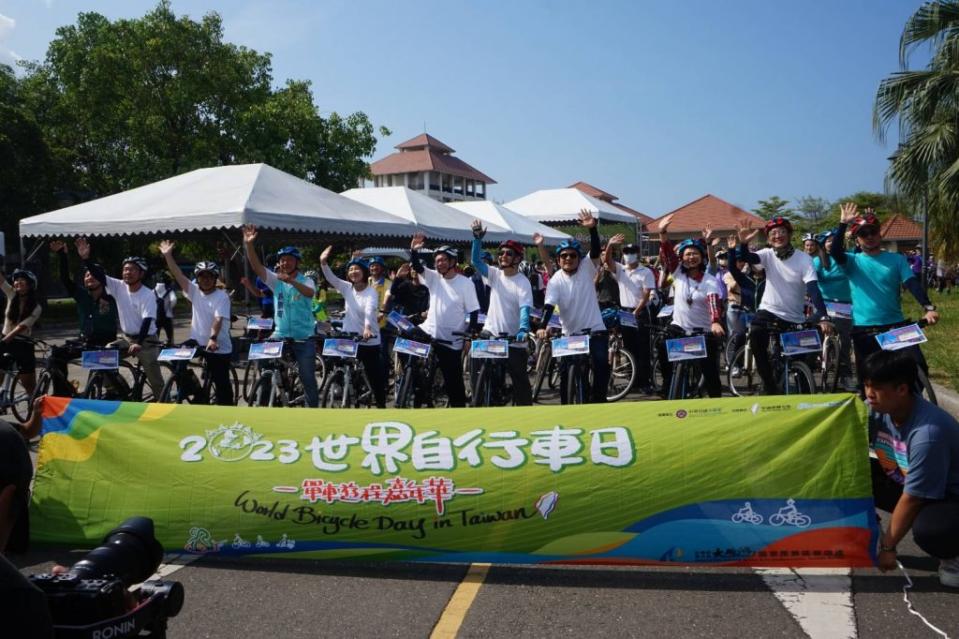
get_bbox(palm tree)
[874,0,959,260]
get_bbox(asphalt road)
[9,318,959,638]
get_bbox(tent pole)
[23,239,44,265]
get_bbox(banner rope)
[896,561,950,638]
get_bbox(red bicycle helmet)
[850,212,880,237]
[498,240,525,257]
[764,216,792,234]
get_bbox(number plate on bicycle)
[470,339,509,359]
[617,310,638,328]
[159,346,197,361]
[322,338,358,358]
[780,330,821,356]
[386,310,416,333]
[875,324,927,351]
[81,350,119,370]
[825,301,852,320]
[552,335,589,357]
[394,337,431,358]
[665,336,707,362]
[246,317,274,331]
[657,304,674,319]
[248,341,284,360]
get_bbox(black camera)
[30,516,184,638]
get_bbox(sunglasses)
[857,228,880,239]
[558,252,580,260]
[498,249,517,257]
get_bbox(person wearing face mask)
[735,217,833,395]
[158,240,234,405]
[410,234,480,408]
[605,235,657,394]
[656,214,725,398]
[830,203,940,389]
[320,247,386,408]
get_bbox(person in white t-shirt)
[656,215,725,397]
[158,240,233,405]
[536,210,610,404]
[410,234,480,408]
[735,216,833,395]
[76,238,164,397]
[470,220,534,405]
[605,235,657,393]
[320,246,386,408]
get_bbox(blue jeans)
[291,339,318,407]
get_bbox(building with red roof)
[368,134,495,203]
[568,181,655,229]
[879,213,922,252]
[654,194,764,241]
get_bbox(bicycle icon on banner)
[730,499,811,528]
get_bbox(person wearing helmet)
[75,238,165,398]
[320,248,387,408]
[735,216,832,395]
[48,240,120,396]
[656,215,725,397]
[535,209,610,404]
[605,235,657,394]
[363,255,394,369]
[157,241,233,405]
[802,232,820,257]
[470,221,534,405]
[812,229,854,389]
[0,267,42,397]
[831,203,940,388]
[409,234,480,408]
[242,226,318,407]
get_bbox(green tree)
[793,195,831,232]
[874,0,959,260]
[18,0,385,202]
[752,195,794,221]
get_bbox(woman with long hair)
[0,268,42,396]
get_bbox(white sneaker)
[940,557,959,588]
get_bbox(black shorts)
[0,338,36,373]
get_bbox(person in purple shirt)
[907,250,923,277]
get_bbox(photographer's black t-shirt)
[0,554,54,638]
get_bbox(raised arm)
[50,241,76,296]
[735,218,761,265]
[703,225,719,275]
[532,232,554,276]
[470,220,489,278]
[158,240,192,292]
[409,233,426,274]
[605,234,624,273]
[831,202,858,265]
[242,225,267,280]
[578,209,602,264]
[319,245,350,294]
[75,237,110,289]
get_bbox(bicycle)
[855,319,937,405]
[319,333,374,408]
[469,332,516,407]
[664,328,709,400]
[158,343,239,405]
[0,337,45,422]
[728,318,817,396]
[605,323,637,402]
[80,345,157,402]
[247,339,309,407]
[237,315,325,404]
[550,330,593,405]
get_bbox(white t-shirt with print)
[756,248,817,324]
[183,281,232,354]
[670,269,720,332]
[321,263,381,346]
[483,266,534,344]
[544,258,606,336]
[420,268,480,348]
[105,276,157,337]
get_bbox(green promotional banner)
[32,395,878,566]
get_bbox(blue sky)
[0,0,926,217]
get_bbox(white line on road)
[755,568,856,639]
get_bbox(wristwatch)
[924,304,937,312]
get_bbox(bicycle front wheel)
[322,370,347,408]
[606,347,637,402]
[819,336,841,393]
[565,359,587,405]
[10,375,34,422]
[726,345,759,397]
[470,361,491,408]
[159,375,191,404]
[784,360,816,395]
[249,374,275,407]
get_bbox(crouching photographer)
[1,408,183,638]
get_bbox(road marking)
[430,563,491,639]
[756,568,856,639]
[129,553,199,591]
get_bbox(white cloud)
[0,13,19,67]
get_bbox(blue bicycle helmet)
[368,256,386,268]
[675,238,707,259]
[346,257,370,275]
[276,246,302,261]
[554,238,584,257]
[10,268,37,288]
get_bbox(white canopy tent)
[447,201,571,246]
[504,188,637,224]
[18,163,418,240]
[340,186,512,243]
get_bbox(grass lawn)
[903,289,959,393]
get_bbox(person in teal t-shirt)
[830,203,940,388]
[812,229,853,386]
[243,225,318,407]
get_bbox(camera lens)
[71,516,164,586]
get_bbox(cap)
[0,420,33,552]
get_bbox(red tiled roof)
[612,203,656,227]
[880,213,921,241]
[654,194,763,232]
[395,133,454,153]
[569,181,618,202]
[370,149,496,184]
